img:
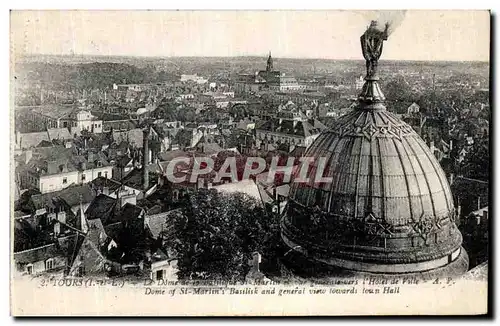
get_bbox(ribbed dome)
[282,105,465,272]
[291,108,454,224]
[281,29,467,277]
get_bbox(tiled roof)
[112,129,144,148]
[113,203,144,225]
[258,118,326,137]
[88,176,122,193]
[87,218,107,245]
[121,168,157,190]
[104,222,123,243]
[146,209,181,239]
[158,150,190,163]
[47,128,73,141]
[30,184,95,210]
[151,248,169,262]
[14,243,64,264]
[18,132,50,149]
[29,104,79,120]
[85,194,117,223]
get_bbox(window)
[104,171,108,178]
[63,177,67,184]
[81,174,86,181]
[26,265,33,275]
[156,270,164,280]
[45,259,54,271]
[98,172,102,177]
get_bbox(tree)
[172,189,279,281]
[383,75,416,114]
[460,139,490,181]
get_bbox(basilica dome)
[281,28,468,277]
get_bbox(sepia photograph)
[9,9,491,316]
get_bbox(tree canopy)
[172,189,280,281]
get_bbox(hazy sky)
[10,10,490,61]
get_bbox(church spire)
[266,51,273,72]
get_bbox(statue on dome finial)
[361,20,389,79]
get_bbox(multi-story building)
[180,74,208,84]
[17,105,103,135]
[267,75,302,92]
[16,147,113,194]
[234,53,301,94]
[255,110,327,150]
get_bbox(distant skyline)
[10,10,490,62]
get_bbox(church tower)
[266,51,273,72]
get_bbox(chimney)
[57,210,67,224]
[143,128,149,190]
[102,186,109,196]
[25,150,32,164]
[197,177,204,190]
[273,187,279,202]
[120,192,136,207]
[456,204,462,223]
[251,252,262,273]
[449,139,453,151]
[54,221,60,237]
[482,209,488,224]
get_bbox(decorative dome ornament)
[280,22,468,279]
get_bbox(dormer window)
[45,259,54,271]
[26,264,33,275]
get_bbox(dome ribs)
[280,32,468,276]
[414,136,452,217]
[330,137,356,215]
[354,136,365,219]
[375,137,386,224]
[367,127,374,217]
[284,81,462,272]
[398,136,427,226]
[404,136,438,225]
[392,136,414,226]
